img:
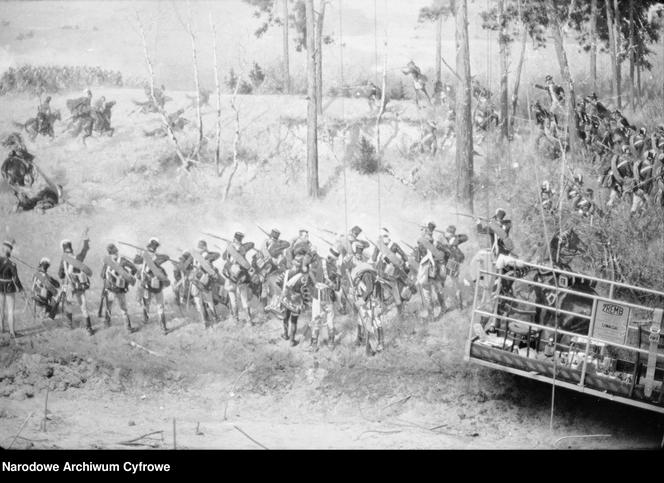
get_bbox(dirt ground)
[1,305,662,450]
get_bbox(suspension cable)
[339,0,349,237]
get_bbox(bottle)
[544,337,555,358]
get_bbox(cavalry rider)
[309,247,341,352]
[190,239,221,327]
[476,209,514,260]
[36,96,53,134]
[371,228,414,315]
[134,237,170,334]
[415,222,448,319]
[172,250,194,309]
[31,257,61,322]
[279,257,310,347]
[260,229,290,314]
[58,235,94,335]
[441,225,468,310]
[0,241,23,338]
[222,232,255,324]
[100,243,138,332]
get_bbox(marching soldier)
[371,228,415,314]
[31,257,61,322]
[289,229,313,266]
[476,209,514,259]
[0,241,23,338]
[441,226,468,310]
[260,228,290,314]
[100,244,138,332]
[541,180,556,213]
[134,237,170,334]
[221,232,255,324]
[279,257,310,347]
[190,240,221,327]
[172,250,194,309]
[415,222,448,319]
[309,247,341,351]
[58,235,94,335]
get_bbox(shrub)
[352,136,380,174]
[249,62,265,89]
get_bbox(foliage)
[0,64,123,95]
[249,62,266,89]
[352,136,380,175]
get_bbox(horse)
[13,110,61,140]
[75,101,115,144]
[1,154,35,187]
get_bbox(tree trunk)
[187,21,203,159]
[455,0,473,212]
[209,15,222,176]
[435,12,442,101]
[306,0,319,198]
[315,1,326,115]
[590,0,597,93]
[283,0,290,94]
[546,0,578,156]
[629,0,635,109]
[510,21,527,131]
[498,0,509,139]
[605,0,619,108]
[613,0,622,109]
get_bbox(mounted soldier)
[100,243,138,332]
[31,257,61,322]
[133,237,170,334]
[190,239,222,327]
[221,232,255,324]
[58,234,94,335]
[0,241,23,339]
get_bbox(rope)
[339,0,349,238]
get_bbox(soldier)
[36,96,52,135]
[31,257,61,322]
[260,229,290,314]
[534,75,565,112]
[0,241,23,338]
[441,225,468,310]
[289,229,313,266]
[476,209,514,259]
[415,222,448,319]
[58,236,94,335]
[221,232,255,324]
[279,257,310,347]
[172,250,194,309]
[371,228,415,315]
[134,237,170,334]
[309,247,341,351]
[190,240,221,327]
[100,243,138,332]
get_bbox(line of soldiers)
[0,220,482,356]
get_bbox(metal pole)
[579,299,598,387]
[464,277,481,361]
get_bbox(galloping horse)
[78,101,116,143]
[13,110,61,140]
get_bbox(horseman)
[190,239,222,327]
[36,96,53,135]
[58,236,94,335]
[100,243,138,332]
[415,222,449,319]
[476,209,514,261]
[371,228,415,315]
[133,237,170,334]
[441,225,468,310]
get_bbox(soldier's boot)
[160,314,168,335]
[104,313,111,328]
[309,329,319,352]
[328,328,336,351]
[281,319,289,340]
[142,308,149,325]
[376,327,384,352]
[355,325,364,346]
[289,322,299,347]
[66,312,74,329]
[124,315,134,333]
[84,316,94,336]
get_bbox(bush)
[249,62,265,90]
[352,136,380,175]
[0,64,124,95]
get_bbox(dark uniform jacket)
[58,239,90,292]
[0,257,23,293]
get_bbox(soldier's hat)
[350,226,362,236]
[147,237,160,250]
[495,208,506,219]
[39,257,50,267]
[545,74,553,82]
[270,229,280,239]
[298,229,309,236]
[2,240,13,251]
[197,239,208,250]
[380,228,390,238]
[426,221,436,232]
[61,239,73,251]
[352,241,364,253]
[106,243,118,254]
[446,225,457,234]
[234,232,244,241]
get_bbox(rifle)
[314,234,335,248]
[453,213,489,222]
[255,224,270,238]
[316,227,341,238]
[404,219,448,236]
[202,232,231,244]
[97,283,108,319]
